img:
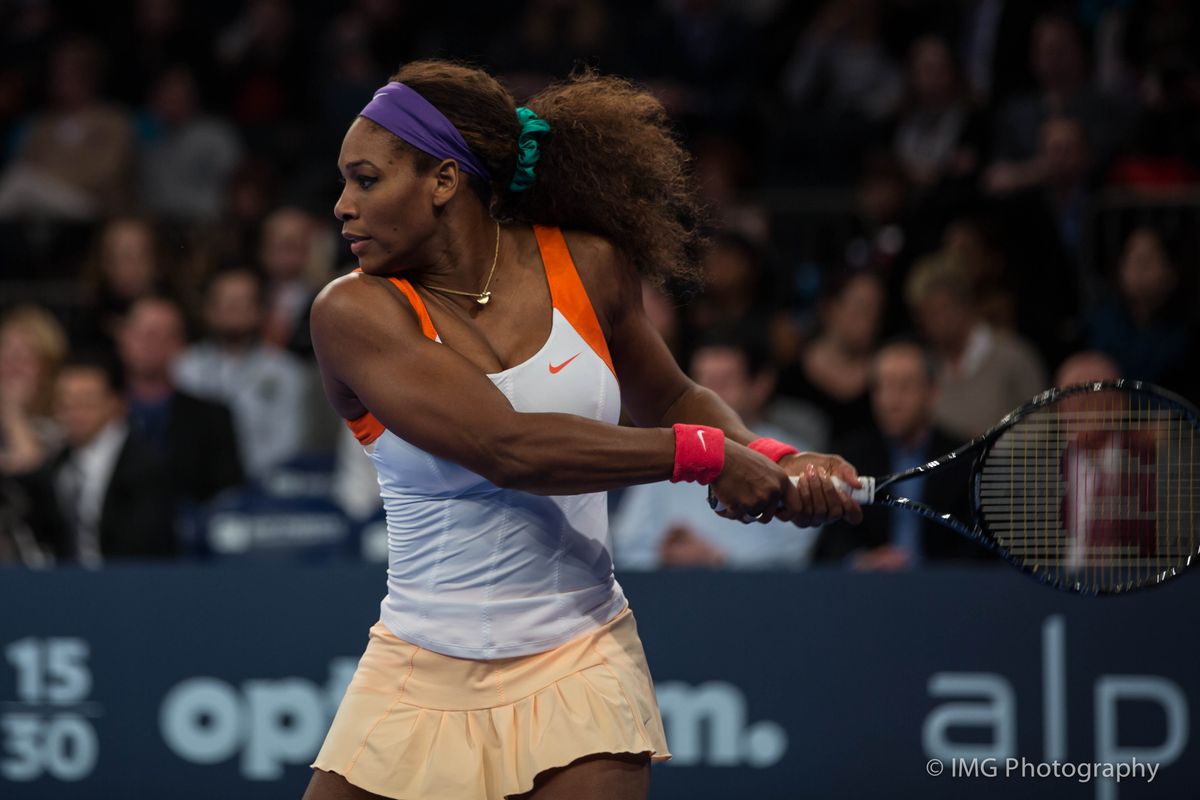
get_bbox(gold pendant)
[476,292,491,305]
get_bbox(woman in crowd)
[1086,225,1197,399]
[79,216,172,344]
[0,306,68,566]
[777,270,885,444]
[0,305,68,475]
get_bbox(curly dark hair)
[382,60,706,286]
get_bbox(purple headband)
[359,82,491,182]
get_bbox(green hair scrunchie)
[510,106,551,192]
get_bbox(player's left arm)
[567,231,861,523]
[561,231,745,436]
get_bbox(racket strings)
[977,390,1200,593]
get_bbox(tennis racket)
[723,380,1200,595]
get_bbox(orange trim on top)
[346,411,385,445]
[343,270,440,444]
[532,225,616,378]
[386,277,439,342]
[351,268,439,341]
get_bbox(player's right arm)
[313,272,780,505]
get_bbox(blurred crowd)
[1,0,1198,571]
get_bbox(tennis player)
[304,61,862,800]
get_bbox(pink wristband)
[748,437,798,463]
[671,424,725,484]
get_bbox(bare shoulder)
[310,272,426,417]
[560,230,640,326]
[312,271,386,319]
[311,271,419,342]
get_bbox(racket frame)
[864,379,1200,595]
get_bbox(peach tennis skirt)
[311,606,671,799]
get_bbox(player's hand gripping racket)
[738,381,1200,595]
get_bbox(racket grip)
[708,474,875,515]
[827,475,875,505]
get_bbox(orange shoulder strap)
[350,267,439,341]
[386,276,438,341]
[343,271,439,445]
[532,225,615,377]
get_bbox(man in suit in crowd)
[116,296,243,506]
[815,339,993,568]
[22,354,176,563]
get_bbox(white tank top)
[345,226,627,659]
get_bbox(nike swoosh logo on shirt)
[548,353,582,374]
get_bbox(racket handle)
[827,475,875,505]
[709,474,875,515]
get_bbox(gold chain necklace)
[419,221,501,305]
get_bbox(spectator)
[76,216,171,347]
[683,231,800,375]
[138,65,243,222]
[0,62,32,162]
[841,154,932,338]
[1108,0,1200,186]
[1055,350,1120,388]
[941,216,1016,333]
[108,0,215,107]
[209,156,281,269]
[0,475,47,566]
[1123,0,1200,86]
[0,306,67,565]
[847,155,915,276]
[684,232,772,340]
[981,115,1090,363]
[19,353,176,564]
[987,12,1134,177]
[488,0,623,102]
[1053,347,1156,574]
[777,270,884,444]
[258,206,332,356]
[173,268,308,480]
[776,0,903,182]
[1085,226,1197,398]
[314,10,386,160]
[0,1,56,84]
[906,251,1047,440]
[0,37,133,219]
[213,0,310,154]
[629,0,752,125]
[116,296,243,506]
[814,339,992,568]
[953,0,1040,103]
[612,333,820,570]
[987,114,1092,263]
[0,306,67,475]
[692,134,770,244]
[781,0,903,123]
[892,34,986,189]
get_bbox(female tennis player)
[305,61,862,800]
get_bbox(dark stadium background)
[1,1,1198,798]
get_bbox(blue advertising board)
[1,565,1196,799]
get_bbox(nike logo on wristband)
[548,353,581,374]
[697,430,708,451]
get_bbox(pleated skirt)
[311,606,670,799]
